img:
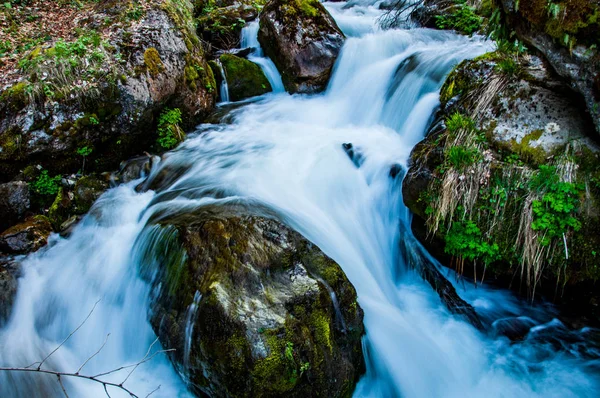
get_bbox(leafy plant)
[446,146,480,169]
[156,108,184,149]
[445,220,501,265]
[31,169,62,196]
[531,181,583,246]
[446,112,476,134]
[435,2,482,35]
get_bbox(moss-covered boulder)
[197,0,261,50]
[0,0,217,183]
[140,210,365,397]
[403,51,600,319]
[258,0,345,93]
[0,215,53,254]
[220,54,272,101]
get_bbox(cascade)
[1,2,598,397]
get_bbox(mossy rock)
[73,175,109,213]
[219,54,272,101]
[0,215,53,254]
[142,209,365,397]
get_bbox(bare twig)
[33,299,101,371]
[76,333,110,374]
[1,301,174,398]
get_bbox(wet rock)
[112,154,161,185]
[0,181,31,231]
[0,257,21,325]
[258,0,345,93]
[0,216,53,254]
[492,317,537,341]
[389,164,402,179]
[0,0,216,182]
[143,210,365,397]
[219,54,272,101]
[73,176,109,213]
[198,2,260,50]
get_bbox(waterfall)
[1,1,599,397]
[215,59,230,103]
[240,21,285,93]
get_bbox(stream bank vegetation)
[412,53,600,300]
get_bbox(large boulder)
[140,210,365,397]
[219,54,272,101]
[0,181,31,231]
[0,0,217,183]
[258,0,345,93]
[403,51,600,318]
[498,0,600,135]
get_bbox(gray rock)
[0,216,53,254]
[258,0,345,93]
[0,181,31,231]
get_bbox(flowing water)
[1,1,599,397]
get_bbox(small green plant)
[156,108,184,150]
[31,169,62,197]
[77,145,93,172]
[495,58,519,76]
[445,220,501,265]
[446,146,480,169]
[531,182,583,246]
[446,112,476,134]
[89,116,99,125]
[435,2,482,35]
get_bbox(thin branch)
[145,385,161,398]
[0,367,138,398]
[121,338,159,386]
[77,333,110,374]
[57,374,69,398]
[91,347,175,379]
[36,299,102,371]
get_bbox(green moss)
[252,332,298,393]
[310,310,332,353]
[220,53,271,101]
[144,47,165,77]
[508,129,547,165]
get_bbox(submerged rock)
[258,0,345,93]
[219,54,272,101]
[0,181,31,231]
[0,215,52,254]
[142,210,365,397]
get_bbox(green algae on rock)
[220,53,272,101]
[139,210,365,397]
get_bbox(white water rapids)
[1,1,599,397]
